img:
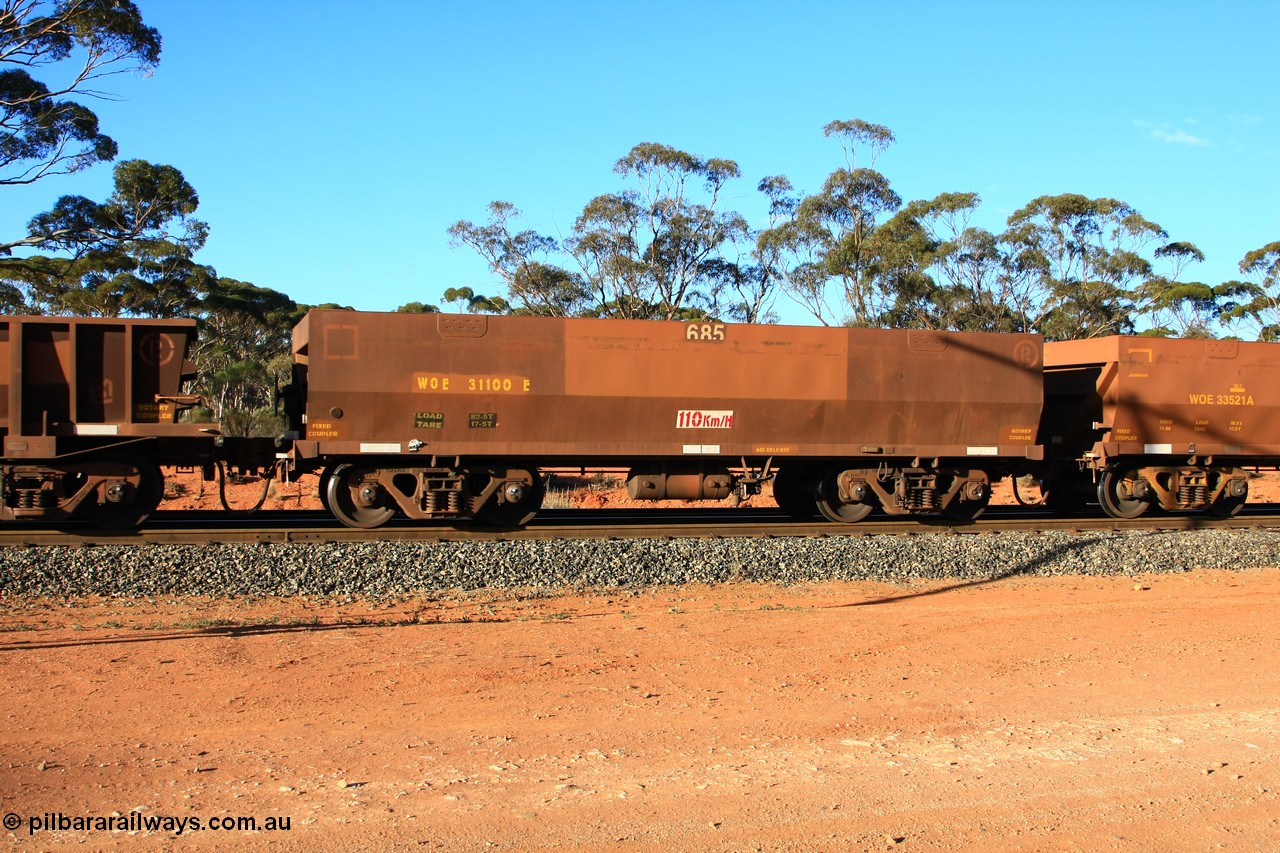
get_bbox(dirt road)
[2,568,1278,851]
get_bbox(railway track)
[2,504,1278,547]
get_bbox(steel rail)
[0,505,1277,547]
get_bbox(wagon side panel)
[296,311,1043,464]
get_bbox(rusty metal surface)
[1,315,203,457]
[293,311,1045,465]
[1044,336,1280,461]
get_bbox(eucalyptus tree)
[859,206,938,329]
[894,192,1030,333]
[1219,241,1280,340]
[395,300,439,313]
[566,142,751,320]
[702,253,779,324]
[738,174,800,325]
[5,240,211,317]
[756,120,907,326]
[0,158,207,314]
[192,277,300,430]
[0,0,160,188]
[1001,194,1173,340]
[447,201,589,316]
[441,285,509,314]
[449,143,753,321]
[2,0,164,263]
[1129,241,1243,338]
[1,2,205,319]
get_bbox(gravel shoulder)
[3,566,1279,851]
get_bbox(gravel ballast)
[2,529,1278,598]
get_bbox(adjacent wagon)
[0,315,272,527]
[1041,336,1280,517]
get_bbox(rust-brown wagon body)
[0,315,268,526]
[289,311,1045,525]
[1042,336,1280,516]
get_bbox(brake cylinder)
[625,466,733,501]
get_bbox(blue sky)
[4,0,1277,324]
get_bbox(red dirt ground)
[3,572,1278,851]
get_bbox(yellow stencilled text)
[308,421,341,438]
[414,374,532,393]
[1188,391,1255,406]
[133,402,175,422]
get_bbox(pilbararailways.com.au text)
[7,811,291,836]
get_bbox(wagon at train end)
[0,316,275,528]
[1041,336,1280,518]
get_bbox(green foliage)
[1,158,210,317]
[757,119,907,325]
[2,3,205,321]
[1002,194,1169,340]
[446,119,1259,339]
[395,301,440,313]
[190,278,299,423]
[822,119,895,167]
[899,194,1025,333]
[1219,241,1280,340]
[218,406,287,439]
[442,286,509,314]
[448,201,589,316]
[451,121,1240,337]
[0,0,160,189]
[451,142,757,322]
[1,158,206,313]
[571,141,753,320]
[303,301,355,312]
[26,158,200,249]
[0,3,302,436]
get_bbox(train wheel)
[325,463,397,529]
[1208,477,1249,517]
[815,469,874,523]
[83,455,163,530]
[317,467,333,513]
[1096,466,1151,519]
[771,469,818,519]
[475,467,543,527]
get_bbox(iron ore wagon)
[1040,336,1280,518]
[0,315,269,528]
[284,311,1046,527]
